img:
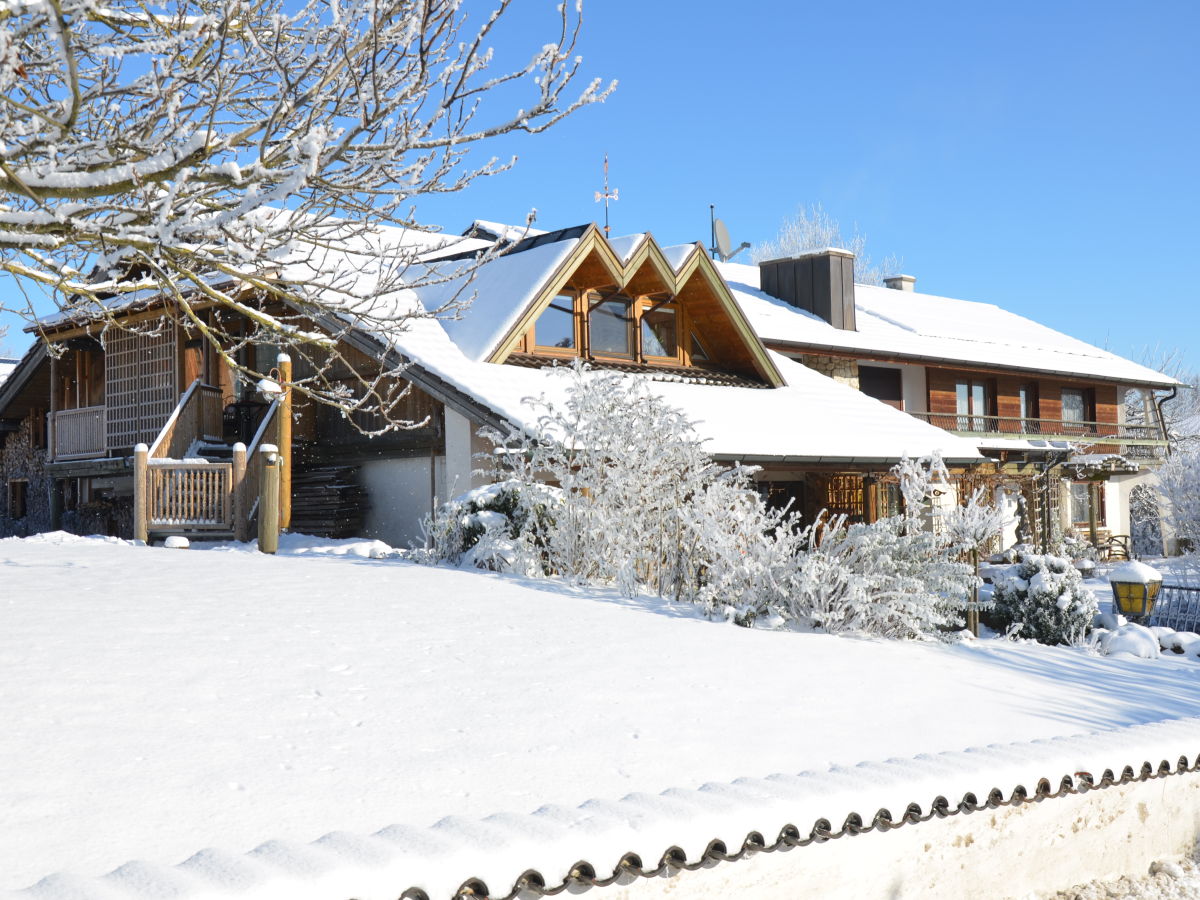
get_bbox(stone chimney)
[757,248,856,331]
[883,274,916,292]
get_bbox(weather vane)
[594,153,618,237]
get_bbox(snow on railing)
[1151,585,1200,633]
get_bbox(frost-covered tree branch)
[751,203,902,287]
[0,0,614,422]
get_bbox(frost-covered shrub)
[990,553,1098,645]
[786,514,974,639]
[419,480,557,573]
[1156,447,1200,554]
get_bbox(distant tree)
[751,203,902,286]
[1123,346,1200,446]
[0,0,613,423]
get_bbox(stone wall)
[0,412,51,537]
[801,354,860,389]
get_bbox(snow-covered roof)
[718,262,1179,388]
[461,219,547,243]
[366,237,984,464]
[0,357,18,387]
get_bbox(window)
[955,380,992,431]
[639,303,677,358]
[533,294,576,350]
[1070,481,1104,527]
[1018,383,1039,432]
[588,295,634,357]
[8,480,27,519]
[1061,388,1094,432]
[859,366,903,410]
[524,291,707,367]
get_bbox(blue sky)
[5,1,1197,377]
[416,0,1200,377]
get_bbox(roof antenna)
[594,153,618,238]
[709,205,750,262]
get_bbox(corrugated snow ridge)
[11,717,1200,900]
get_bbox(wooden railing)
[52,405,105,459]
[242,399,281,530]
[146,461,233,530]
[907,412,1166,445]
[149,379,224,460]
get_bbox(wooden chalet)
[0,224,984,546]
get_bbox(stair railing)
[148,378,224,461]
[238,398,281,537]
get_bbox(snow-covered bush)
[424,364,974,640]
[787,514,974,639]
[990,553,1098,645]
[419,481,557,573]
[1156,447,1200,554]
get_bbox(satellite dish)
[712,217,751,262]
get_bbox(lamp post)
[1109,560,1163,624]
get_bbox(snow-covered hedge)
[424,363,977,640]
[990,553,1098,646]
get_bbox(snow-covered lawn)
[5,533,1200,898]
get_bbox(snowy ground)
[5,534,1200,897]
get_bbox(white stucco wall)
[359,456,441,549]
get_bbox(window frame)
[954,378,994,432]
[523,289,697,367]
[531,292,580,356]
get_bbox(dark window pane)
[641,306,677,357]
[535,295,575,349]
[859,365,903,409]
[691,332,709,362]
[590,297,633,356]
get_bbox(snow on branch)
[0,0,614,425]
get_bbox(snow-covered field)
[5,533,1200,898]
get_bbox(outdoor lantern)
[1109,560,1163,622]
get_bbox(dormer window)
[517,288,724,372]
[534,294,576,350]
[589,294,634,357]
[640,302,677,359]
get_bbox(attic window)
[534,294,576,350]
[589,295,634,357]
[640,303,677,358]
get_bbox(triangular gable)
[484,225,621,364]
[486,227,784,388]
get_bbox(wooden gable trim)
[486,225,620,364]
[619,237,677,295]
[677,251,785,388]
[486,228,784,386]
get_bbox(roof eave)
[762,338,1182,389]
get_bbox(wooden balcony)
[52,406,106,460]
[909,412,1168,457]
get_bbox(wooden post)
[231,442,247,542]
[277,352,292,532]
[968,547,980,638]
[1088,482,1099,547]
[258,443,280,554]
[133,443,149,544]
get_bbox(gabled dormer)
[489,225,783,387]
